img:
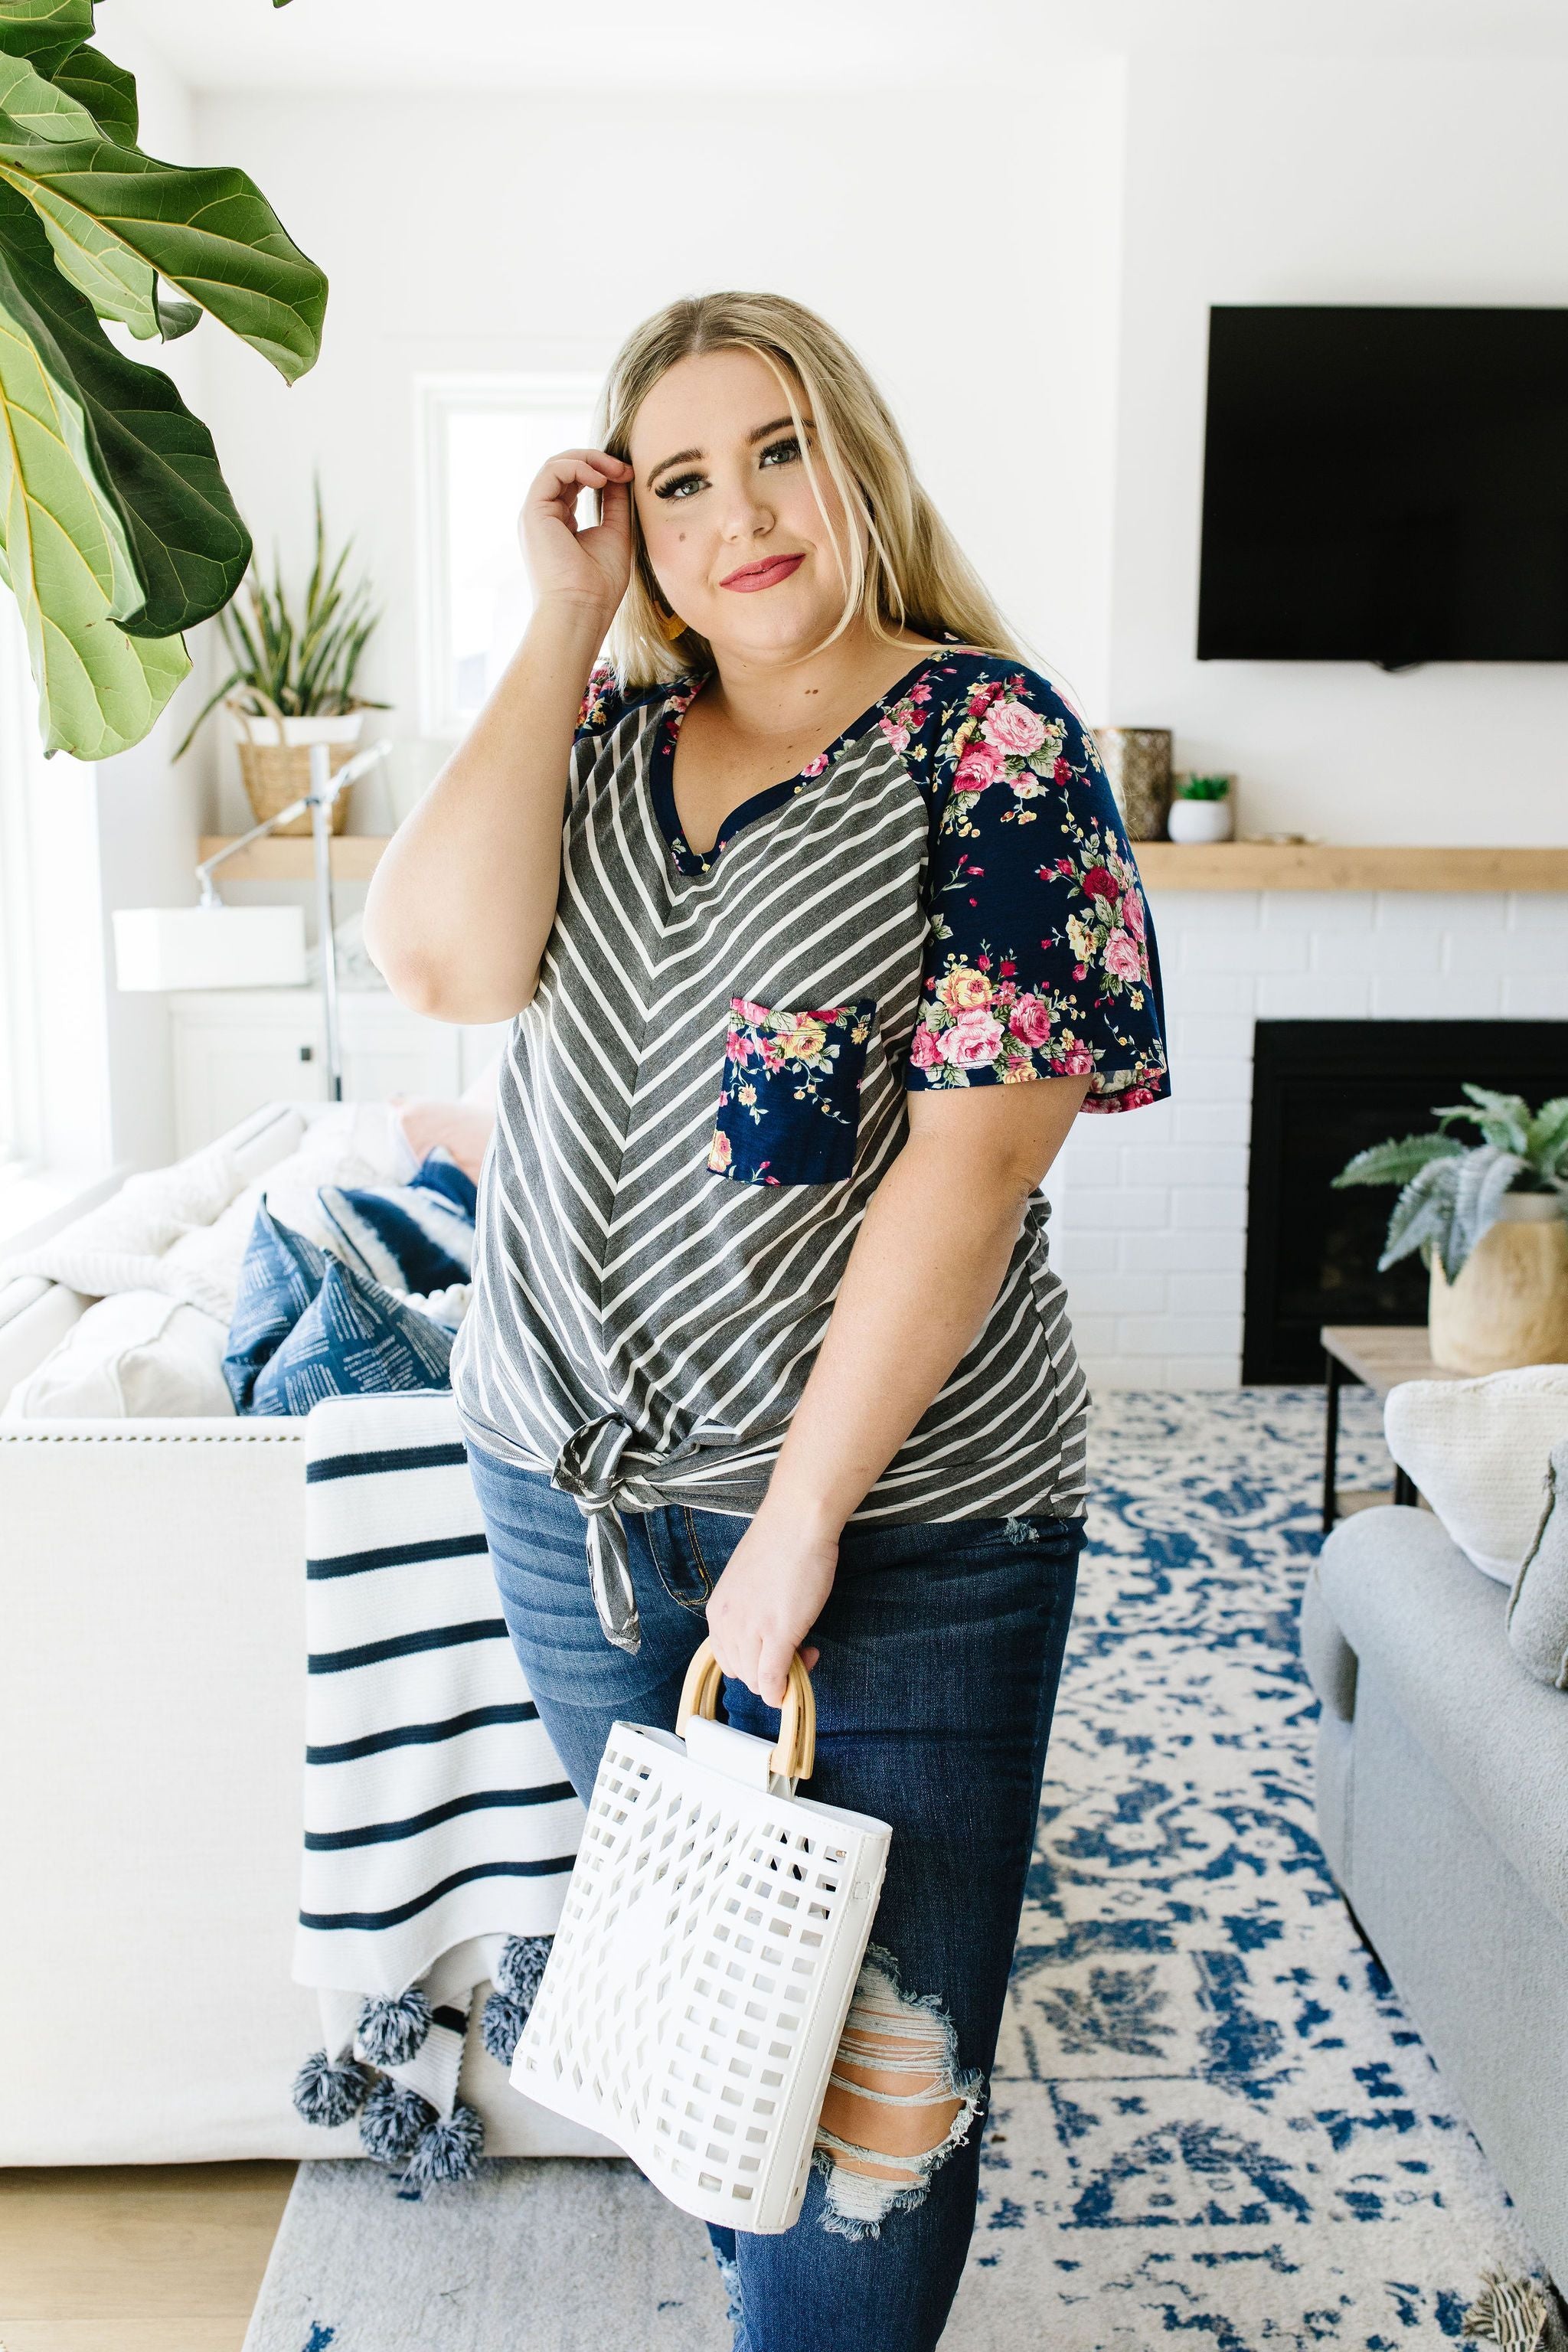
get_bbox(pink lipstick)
[720,553,805,593]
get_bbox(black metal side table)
[1320,1324,1467,1534]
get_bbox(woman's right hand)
[518,447,634,622]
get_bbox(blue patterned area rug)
[244,1390,1542,2352]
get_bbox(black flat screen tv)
[1197,305,1568,669]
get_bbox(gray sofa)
[1302,1504,1567,2288]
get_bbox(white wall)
[191,68,1129,836]
[195,49,1568,860]
[1106,51,1568,846]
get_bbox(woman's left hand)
[705,1504,836,1707]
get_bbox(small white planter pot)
[1167,795,1233,844]
[231,711,366,750]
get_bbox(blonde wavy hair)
[597,291,1024,688]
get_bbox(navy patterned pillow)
[317,1151,476,1295]
[247,1256,452,1417]
[404,1147,478,1220]
[224,1204,326,1410]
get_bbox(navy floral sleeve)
[901,654,1170,1112]
[574,659,631,741]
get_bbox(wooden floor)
[0,2164,295,2352]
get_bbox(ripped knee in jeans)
[812,1946,982,2241]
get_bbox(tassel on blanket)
[357,1988,433,2067]
[498,1932,552,2008]
[1462,2272,1568,2352]
[403,2099,485,2188]
[482,1933,553,2063]
[359,2073,436,2164]
[292,2048,371,2128]
[480,1990,528,2064]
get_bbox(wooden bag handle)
[676,1637,817,1784]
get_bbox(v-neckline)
[648,654,940,878]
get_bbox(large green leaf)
[18,44,180,339]
[0,0,327,765]
[0,50,167,335]
[0,44,93,136]
[0,111,328,380]
[0,180,250,634]
[0,0,92,78]
[0,283,188,756]
[50,42,136,146]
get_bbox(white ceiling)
[108,0,1568,93]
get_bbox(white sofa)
[0,1109,606,2165]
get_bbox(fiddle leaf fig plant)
[0,0,327,758]
[1333,1085,1568,1284]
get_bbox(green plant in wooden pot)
[1333,1086,1568,1373]
[174,486,385,838]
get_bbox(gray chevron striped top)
[452,648,1169,1649]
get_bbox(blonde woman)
[366,292,1169,2350]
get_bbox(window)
[416,374,603,739]
[0,594,43,1174]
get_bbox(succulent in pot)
[175,485,386,836]
[1333,1086,1568,1372]
[1166,773,1234,844]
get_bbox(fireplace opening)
[1243,1019,1568,1383]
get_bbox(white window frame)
[413,371,605,742]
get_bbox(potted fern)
[175,488,384,837]
[1334,1086,1568,1373]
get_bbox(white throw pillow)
[155,1106,413,1321]
[0,1103,307,1315]
[2,1290,236,1419]
[1384,1366,1568,1583]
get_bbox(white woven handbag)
[511,1641,890,2233]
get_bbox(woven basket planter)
[232,711,366,838]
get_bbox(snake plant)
[0,0,325,758]
[1333,1085,1568,1283]
[173,484,385,758]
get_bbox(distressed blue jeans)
[466,1444,1083,2352]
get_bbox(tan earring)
[662,608,688,642]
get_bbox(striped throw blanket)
[289,1392,584,2186]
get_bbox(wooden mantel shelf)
[1133,841,1568,892]
[200,834,390,882]
[201,835,1568,893]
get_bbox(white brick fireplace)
[1051,878,1568,1389]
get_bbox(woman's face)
[628,347,858,667]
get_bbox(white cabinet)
[168,990,508,1157]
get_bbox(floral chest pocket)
[707,996,877,1187]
